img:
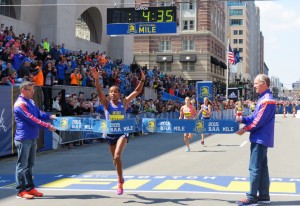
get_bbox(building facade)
[133,0,227,83]
[227,1,264,81]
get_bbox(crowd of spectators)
[1,23,300,117]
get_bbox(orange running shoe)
[17,191,34,199]
[27,188,43,197]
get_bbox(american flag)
[228,44,235,65]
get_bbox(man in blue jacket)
[14,81,56,199]
[235,74,276,205]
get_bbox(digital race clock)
[107,6,177,35]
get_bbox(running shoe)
[201,140,205,145]
[236,198,258,205]
[27,188,43,197]
[257,196,270,204]
[117,182,124,195]
[185,147,190,152]
[17,191,34,199]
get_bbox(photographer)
[70,67,82,86]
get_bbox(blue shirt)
[242,89,276,147]
[14,95,51,141]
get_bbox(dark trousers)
[43,87,52,111]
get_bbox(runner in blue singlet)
[91,67,145,195]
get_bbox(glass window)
[230,19,243,26]
[182,40,195,51]
[182,62,195,71]
[233,30,238,35]
[239,30,243,35]
[229,9,243,16]
[159,41,171,51]
[239,39,243,44]
[233,39,238,44]
[182,20,195,31]
[0,0,16,19]
[159,63,172,72]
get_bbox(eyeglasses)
[24,88,35,92]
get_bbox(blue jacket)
[242,89,276,147]
[14,95,51,141]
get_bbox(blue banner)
[53,117,136,134]
[107,22,177,35]
[161,92,184,103]
[196,81,213,104]
[142,118,239,134]
[0,86,13,157]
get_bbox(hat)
[23,58,31,63]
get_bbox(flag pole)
[226,39,230,99]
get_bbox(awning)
[180,54,196,62]
[156,55,173,63]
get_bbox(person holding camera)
[70,67,82,86]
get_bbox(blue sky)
[255,0,300,89]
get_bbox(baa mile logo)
[128,24,137,34]
[147,119,156,133]
[0,109,7,132]
[200,86,209,98]
[194,120,205,132]
[60,118,69,130]
[100,120,108,133]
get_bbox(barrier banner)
[0,86,13,157]
[53,117,136,134]
[142,118,239,134]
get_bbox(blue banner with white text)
[142,118,239,134]
[0,86,13,157]
[53,117,136,134]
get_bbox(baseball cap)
[23,58,31,63]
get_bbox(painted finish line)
[1,175,299,194]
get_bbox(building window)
[239,30,243,35]
[182,62,195,71]
[233,30,238,35]
[239,48,243,52]
[159,62,172,72]
[0,0,16,19]
[182,40,195,51]
[159,41,171,51]
[76,10,99,43]
[229,9,243,16]
[239,39,243,44]
[182,2,195,10]
[182,20,195,31]
[233,39,238,44]
[230,19,243,26]
[157,0,172,6]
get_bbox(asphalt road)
[0,114,300,206]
